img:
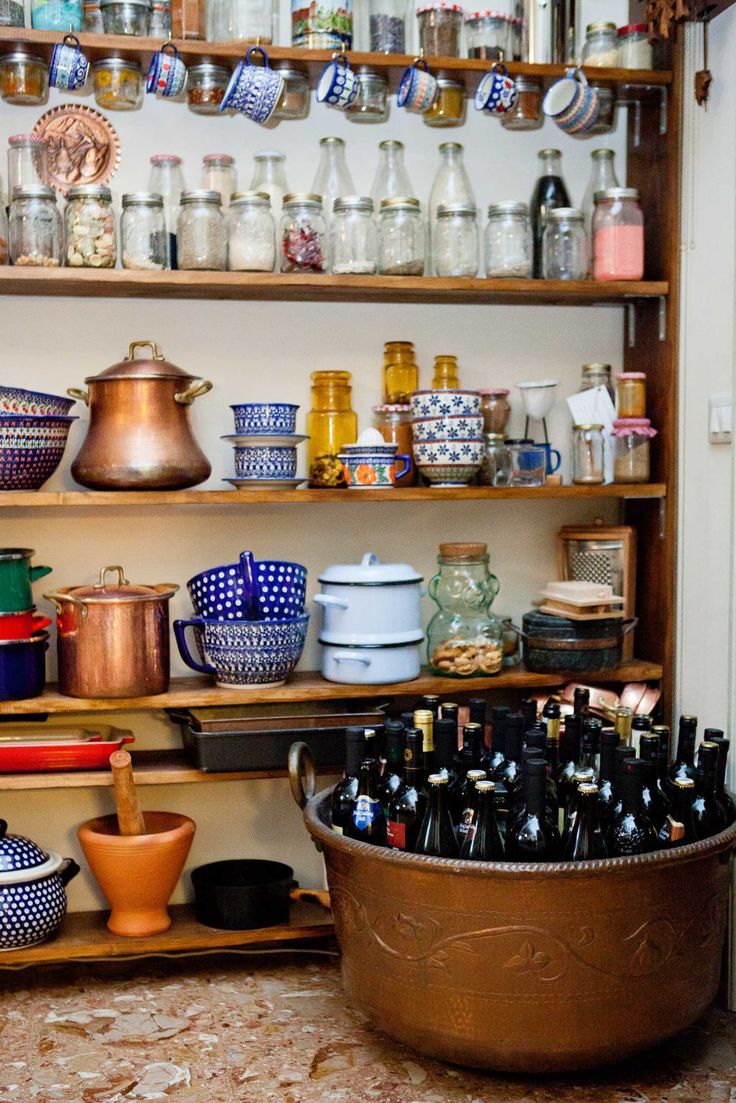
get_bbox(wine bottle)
[386,729,426,852]
[703,731,736,825]
[692,740,728,840]
[562,782,608,861]
[580,717,602,779]
[520,697,538,731]
[413,708,437,777]
[460,780,504,861]
[608,758,659,856]
[659,776,697,848]
[612,742,637,819]
[509,750,559,834]
[415,773,460,858]
[556,714,582,830]
[454,768,487,843]
[597,727,619,831]
[561,769,595,840]
[631,713,652,755]
[439,701,460,757]
[435,716,460,793]
[639,732,670,832]
[346,758,387,847]
[543,700,561,773]
[420,694,440,719]
[615,706,633,746]
[485,705,510,776]
[671,715,698,782]
[468,696,487,734]
[505,759,562,862]
[378,719,405,815]
[523,726,547,753]
[652,724,674,800]
[530,149,570,277]
[330,726,368,834]
[573,687,590,717]
[459,722,484,776]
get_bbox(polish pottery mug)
[220,46,284,124]
[397,58,438,113]
[317,54,358,109]
[474,63,518,115]
[339,444,411,489]
[543,67,600,135]
[146,42,188,98]
[49,34,89,91]
[0,550,52,613]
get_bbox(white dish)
[221,434,309,447]
[223,478,305,490]
[540,586,623,608]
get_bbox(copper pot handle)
[125,340,165,361]
[96,565,129,590]
[174,379,213,406]
[43,591,89,618]
[67,387,89,406]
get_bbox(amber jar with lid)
[478,388,510,433]
[616,371,646,418]
[373,404,417,486]
[383,340,419,404]
[306,371,358,488]
[432,354,460,389]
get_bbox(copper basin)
[299,781,736,1072]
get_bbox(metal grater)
[558,527,636,660]
[568,544,624,593]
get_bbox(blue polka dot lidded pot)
[0,819,80,951]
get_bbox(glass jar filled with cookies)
[426,542,503,677]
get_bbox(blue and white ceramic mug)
[474,63,518,115]
[49,34,89,91]
[316,54,358,109]
[397,58,437,113]
[543,67,600,135]
[220,46,284,124]
[146,42,188,98]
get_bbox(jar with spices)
[307,370,358,488]
[432,354,460,389]
[31,0,82,28]
[7,135,48,197]
[121,192,168,271]
[484,201,532,278]
[612,418,656,482]
[64,185,116,269]
[201,154,237,208]
[479,388,510,434]
[580,363,613,401]
[500,77,543,130]
[9,186,61,267]
[379,197,425,276]
[330,196,378,275]
[373,404,417,486]
[426,543,503,678]
[177,190,227,271]
[423,77,466,128]
[479,432,511,485]
[368,0,406,52]
[542,207,587,281]
[434,203,478,277]
[273,67,310,121]
[383,341,419,404]
[227,191,275,272]
[83,0,104,29]
[616,372,646,417]
[581,22,619,66]
[149,153,185,269]
[0,0,24,25]
[100,0,151,32]
[281,193,326,273]
[572,423,605,484]
[0,51,48,106]
[346,69,389,124]
[91,58,143,111]
[417,2,464,55]
[618,23,652,69]
[465,10,510,59]
[291,0,353,48]
[593,187,644,282]
[186,63,230,114]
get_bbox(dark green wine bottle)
[562,781,608,861]
[415,773,460,858]
[460,780,504,861]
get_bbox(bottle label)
[353,796,380,832]
[457,807,475,839]
[386,820,406,849]
[664,815,685,843]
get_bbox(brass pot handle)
[174,379,213,406]
[125,340,164,361]
[43,591,89,618]
[96,565,129,590]
[67,387,89,406]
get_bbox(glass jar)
[618,23,652,69]
[31,0,82,28]
[201,154,237,208]
[612,418,656,482]
[479,432,511,486]
[149,153,185,269]
[345,69,389,124]
[484,201,532,278]
[426,542,503,677]
[7,135,48,197]
[229,0,273,41]
[0,51,48,106]
[205,0,229,39]
[186,63,230,114]
[330,195,378,275]
[121,192,168,271]
[291,0,353,48]
[383,341,419,404]
[373,404,417,486]
[177,190,227,271]
[91,58,143,111]
[0,0,24,25]
[542,207,587,281]
[100,0,151,32]
[581,362,613,401]
[417,2,463,55]
[9,186,61,267]
[589,83,616,134]
[251,150,289,223]
[369,0,406,52]
[228,191,275,272]
[83,0,104,29]
[64,185,116,269]
[281,193,326,273]
[572,423,605,484]
[150,0,171,33]
[616,372,646,418]
[464,10,510,59]
[312,136,355,227]
[500,77,543,130]
[434,203,478,277]
[593,187,644,282]
[432,354,459,389]
[273,67,310,120]
[423,77,466,128]
[371,139,415,208]
[581,21,619,66]
[379,197,425,276]
[307,370,358,488]
[479,389,510,434]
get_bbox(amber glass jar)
[307,371,358,488]
[373,403,417,486]
[383,340,418,404]
[432,354,460,389]
[616,371,646,418]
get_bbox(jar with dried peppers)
[281,193,326,273]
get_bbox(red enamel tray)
[0,724,134,772]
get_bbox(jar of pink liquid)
[592,187,644,281]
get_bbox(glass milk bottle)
[581,148,619,240]
[428,142,475,274]
[370,139,414,206]
[250,150,289,226]
[311,136,356,225]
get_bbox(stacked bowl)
[0,386,78,491]
[174,551,309,687]
[221,403,308,491]
[410,390,484,486]
[0,548,52,701]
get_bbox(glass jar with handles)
[9,186,61,266]
[379,197,425,276]
[427,542,503,677]
[434,203,478,277]
[542,207,587,281]
[330,195,378,275]
[121,192,168,271]
[228,191,275,272]
[484,201,532,278]
[572,423,605,484]
[64,185,116,269]
[307,370,358,488]
[383,340,418,404]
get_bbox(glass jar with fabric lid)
[272,67,310,120]
[417,2,464,56]
[330,195,378,275]
[572,423,605,484]
[346,68,389,123]
[581,21,619,66]
[121,192,168,271]
[542,207,587,281]
[187,63,230,114]
[484,201,531,278]
[228,191,275,272]
[7,135,48,196]
[382,341,419,404]
[612,417,656,482]
[427,542,503,677]
[379,197,425,276]
[64,184,116,269]
[434,203,478,277]
[201,154,237,207]
[423,77,466,128]
[500,77,542,130]
[307,371,358,488]
[281,193,326,273]
[373,404,417,485]
[9,185,61,266]
[464,10,511,59]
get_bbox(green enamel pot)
[0,549,52,613]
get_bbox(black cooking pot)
[191,859,296,930]
[519,610,637,674]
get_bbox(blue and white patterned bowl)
[0,387,76,416]
[234,445,297,480]
[187,557,307,620]
[0,414,78,491]
[174,615,309,687]
[231,403,299,436]
[413,437,484,465]
[412,415,484,442]
[410,390,482,418]
[416,462,482,486]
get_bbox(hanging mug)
[49,34,89,91]
[397,58,438,113]
[220,46,285,124]
[543,67,600,135]
[474,63,518,115]
[146,42,188,98]
[316,53,358,109]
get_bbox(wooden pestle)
[109,750,146,836]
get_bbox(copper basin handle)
[43,590,89,617]
[289,887,331,910]
[67,387,89,406]
[289,741,317,810]
[174,379,213,406]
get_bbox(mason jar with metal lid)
[581,21,619,65]
[346,68,389,124]
[484,200,531,277]
[592,186,644,281]
[9,185,61,267]
[177,190,227,271]
[542,207,587,281]
[100,0,151,33]
[228,191,275,272]
[434,202,478,277]
[272,66,310,120]
[0,50,48,106]
[580,362,614,400]
[91,57,143,110]
[329,195,378,275]
[281,193,326,273]
[64,185,116,269]
[186,62,230,115]
[423,76,466,128]
[379,197,425,276]
[572,423,605,484]
[121,192,167,271]
[500,76,542,131]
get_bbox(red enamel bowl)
[0,609,52,641]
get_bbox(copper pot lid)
[85,341,196,384]
[50,566,178,603]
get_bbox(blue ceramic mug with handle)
[220,46,284,124]
[543,67,600,135]
[536,442,561,475]
[474,63,518,116]
[146,42,188,98]
[316,53,358,109]
[49,34,89,91]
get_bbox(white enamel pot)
[314,552,424,646]
[320,637,423,684]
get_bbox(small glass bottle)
[593,187,644,282]
[616,371,646,416]
[581,21,619,66]
[228,191,275,272]
[379,197,425,276]
[64,185,116,269]
[7,135,48,198]
[429,142,475,272]
[250,150,289,225]
[345,69,389,124]
[177,190,227,271]
[660,777,697,848]
[9,185,61,266]
[581,149,619,240]
[281,193,326,273]
[572,423,605,485]
[434,203,478,277]
[373,403,417,486]
[505,759,562,861]
[371,139,415,207]
[484,201,532,278]
[612,418,655,483]
[121,192,168,271]
[311,137,355,226]
[329,195,378,275]
[386,730,427,851]
[149,153,185,270]
[562,782,608,860]
[382,340,418,404]
[201,153,237,208]
[431,354,460,389]
[417,2,464,56]
[331,727,366,834]
[542,207,587,281]
[415,774,460,858]
[530,148,570,279]
[307,370,358,488]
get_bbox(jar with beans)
[0,51,48,106]
[484,201,532,278]
[330,196,378,275]
[434,203,479,277]
[64,185,116,269]
[379,197,425,276]
[281,193,326,274]
[417,2,464,56]
[177,190,227,271]
[121,192,168,271]
[228,191,275,272]
[9,186,61,267]
[91,58,143,111]
[369,0,407,51]
[612,418,656,482]
[186,63,230,115]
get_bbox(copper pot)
[69,340,213,490]
[45,565,178,699]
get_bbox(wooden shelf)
[0,900,334,967]
[0,663,664,716]
[0,484,667,507]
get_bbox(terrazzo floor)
[1,951,735,1103]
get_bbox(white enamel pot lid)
[319,629,425,646]
[318,552,423,586]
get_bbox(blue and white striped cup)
[543,67,600,135]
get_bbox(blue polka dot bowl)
[0,414,78,491]
[174,614,310,687]
[187,557,307,621]
[0,818,79,950]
